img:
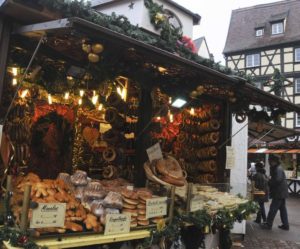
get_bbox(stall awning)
[240,84,300,113]
[12,17,300,113]
[248,148,300,154]
[249,121,300,143]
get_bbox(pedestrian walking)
[248,162,256,180]
[261,154,289,230]
[253,162,269,224]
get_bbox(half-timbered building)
[224,0,300,130]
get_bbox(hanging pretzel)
[102,147,117,162]
[235,112,247,123]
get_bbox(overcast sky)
[174,0,282,64]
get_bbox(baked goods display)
[11,170,167,237]
[120,188,162,227]
[192,185,248,213]
[175,184,248,213]
[144,155,187,187]
[151,104,222,184]
[12,173,103,235]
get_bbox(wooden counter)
[3,229,151,249]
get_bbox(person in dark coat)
[253,162,269,223]
[261,154,289,230]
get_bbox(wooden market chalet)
[1,0,300,248]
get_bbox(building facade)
[92,0,200,38]
[224,0,300,130]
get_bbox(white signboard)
[226,146,235,169]
[104,214,131,235]
[30,203,66,228]
[146,143,163,162]
[146,197,167,219]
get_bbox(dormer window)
[256,28,264,37]
[272,21,284,35]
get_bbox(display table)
[3,230,150,249]
[286,178,300,195]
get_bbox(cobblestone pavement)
[233,197,300,249]
[233,234,300,249]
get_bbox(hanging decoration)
[178,36,197,53]
[82,41,104,63]
[263,68,292,97]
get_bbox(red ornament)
[180,36,197,53]
[18,235,28,245]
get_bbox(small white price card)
[146,143,163,162]
[30,203,66,228]
[226,146,235,169]
[146,197,167,219]
[104,214,131,235]
[190,195,205,212]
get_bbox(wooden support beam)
[134,86,153,187]
[0,17,11,105]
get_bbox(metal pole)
[248,128,274,148]
[2,35,45,125]
[218,121,249,149]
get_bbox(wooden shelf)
[3,230,150,249]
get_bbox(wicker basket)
[144,155,187,187]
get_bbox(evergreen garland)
[15,0,251,80]
[138,200,258,249]
[0,226,47,249]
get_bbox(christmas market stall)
[1,2,300,249]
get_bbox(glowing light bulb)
[78,98,82,105]
[98,103,103,111]
[190,108,195,115]
[12,78,17,86]
[117,87,122,97]
[20,89,28,99]
[12,67,18,76]
[157,116,161,121]
[169,97,172,104]
[48,94,52,104]
[92,95,99,105]
[121,88,127,101]
[64,92,70,100]
[79,90,85,97]
[93,90,96,96]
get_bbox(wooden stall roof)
[0,0,60,23]
[249,121,300,143]
[12,17,300,113]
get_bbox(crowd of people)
[248,154,290,231]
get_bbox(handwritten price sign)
[146,143,163,162]
[104,214,131,235]
[146,197,167,219]
[30,203,66,228]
